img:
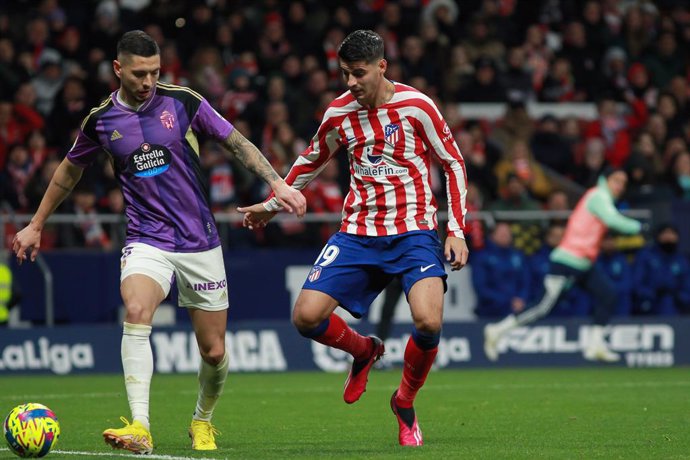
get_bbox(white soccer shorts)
[120,242,228,311]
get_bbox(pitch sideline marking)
[0,447,220,460]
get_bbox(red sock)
[396,336,438,408]
[312,313,372,361]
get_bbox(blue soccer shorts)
[303,230,448,318]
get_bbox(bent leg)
[119,274,166,430]
[514,274,569,326]
[292,289,374,360]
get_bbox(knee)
[199,342,226,366]
[413,317,442,335]
[125,301,153,324]
[292,305,324,333]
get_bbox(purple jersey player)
[12,30,305,454]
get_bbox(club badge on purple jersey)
[160,110,175,130]
[384,123,400,146]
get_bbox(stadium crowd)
[1,0,690,316]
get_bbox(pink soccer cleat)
[390,391,423,446]
[343,336,384,404]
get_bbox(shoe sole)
[103,433,153,455]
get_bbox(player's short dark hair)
[337,30,384,63]
[117,30,159,59]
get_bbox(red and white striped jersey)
[279,82,468,238]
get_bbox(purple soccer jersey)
[67,83,234,252]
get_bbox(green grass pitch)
[1,368,689,459]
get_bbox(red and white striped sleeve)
[263,106,344,212]
[413,97,468,238]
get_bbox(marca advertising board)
[0,318,684,375]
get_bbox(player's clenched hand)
[445,236,469,271]
[236,203,276,230]
[272,180,306,217]
[12,224,42,265]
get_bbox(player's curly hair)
[117,30,159,59]
[337,30,384,63]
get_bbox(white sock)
[122,322,153,430]
[496,314,518,333]
[588,325,606,348]
[193,352,229,422]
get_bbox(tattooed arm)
[222,129,306,216]
[12,158,83,263]
[222,129,282,185]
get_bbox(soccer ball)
[3,403,60,458]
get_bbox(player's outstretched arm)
[12,158,83,264]
[236,203,276,230]
[222,129,306,216]
[445,236,469,271]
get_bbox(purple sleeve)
[191,98,234,141]
[65,131,103,168]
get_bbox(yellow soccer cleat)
[103,417,153,455]
[188,420,220,450]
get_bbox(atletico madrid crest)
[307,266,322,282]
[384,123,399,146]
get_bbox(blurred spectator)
[667,151,690,200]
[47,76,88,148]
[400,35,438,91]
[30,48,66,116]
[257,12,292,74]
[25,155,60,211]
[0,38,28,99]
[624,131,665,194]
[494,139,552,200]
[530,114,575,175]
[0,143,38,211]
[633,224,690,315]
[601,46,629,101]
[596,233,634,316]
[559,21,600,100]
[574,137,606,188]
[62,182,112,250]
[656,91,685,139]
[460,15,505,64]
[269,121,307,177]
[457,56,506,102]
[455,124,499,201]
[472,222,530,318]
[626,62,658,109]
[488,173,544,256]
[539,56,577,102]
[617,4,654,60]
[499,46,535,104]
[522,24,552,94]
[643,31,685,90]
[442,44,474,101]
[465,182,486,251]
[584,93,648,167]
[490,98,534,153]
